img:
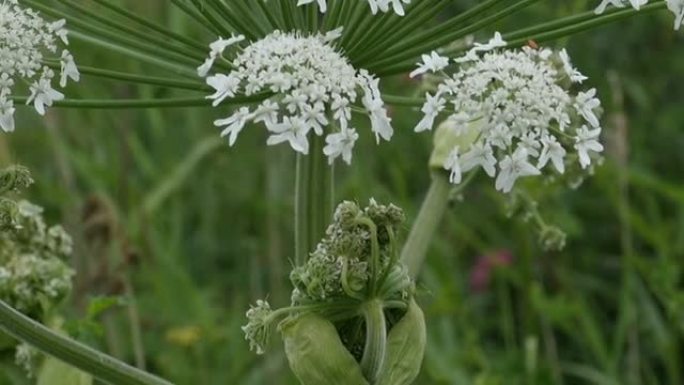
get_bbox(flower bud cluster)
[0,0,80,132]
[413,33,605,193]
[296,0,411,16]
[290,199,407,304]
[242,199,411,356]
[200,30,393,165]
[0,167,74,320]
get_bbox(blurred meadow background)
[1,1,684,384]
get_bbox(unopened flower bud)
[0,165,33,194]
[538,225,567,251]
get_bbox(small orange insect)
[527,40,539,50]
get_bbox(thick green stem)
[294,136,333,266]
[360,299,387,384]
[0,300,174,385]
[308,134,332,253]
[294,153,310,266]
[400,172,451,279]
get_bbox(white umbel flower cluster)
[200,30,393,165]
[0,0,79,132]
[297,0,411,16]
[595,0,684,30]
[413,34,604,193]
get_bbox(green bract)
[280,298,426,385]
[377,299,426,385]
[281,313,369,385]
[429,119,482,172]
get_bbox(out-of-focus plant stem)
[0,300,174,385]
[400,172,451,279]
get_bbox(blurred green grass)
[1,1,684,384]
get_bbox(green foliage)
[1,0,682,384]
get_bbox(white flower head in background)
[297,0,411,16]
[0,0,80,132]
[414,33,605,193]
[595,0,684,30]
[595,0,647,14]
[200,30,393,165]
[667,0,684,30]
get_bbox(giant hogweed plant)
[0,0,682,384]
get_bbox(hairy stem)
[0,300,173,385]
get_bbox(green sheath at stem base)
[400,172,452,279]
[0,300,174,385]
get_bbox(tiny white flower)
[574,125,604,169]
[215,107,253,146]
[27,78,64,115]
[210,35,245,56]
[301,103,329,136]
[472,32,506,53]
[197,34,245,77]
[667,0,684,30]
[206,74,240,106]
[538,135,567,173]
[460,142,497,177]
[379,0,411,16]
[409,52,450,78]
[323,127,359,164]
[575,88,601,127]
[559,49,587,83]
[59,51,80,87]
[364,94,393,143]
[444,146,462,184]
[49,19,69,45]
[0,97,15,132]
[266,117,310,154]
[495,148,541,193]
[519,132,542,157]
[331,94,351,123]
[323,27,344,42]
[253,100,279,126]
[414,93,445,132]
[595,0,646,13]
[298,0,410,15]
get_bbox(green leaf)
[86,296,126,320]
[37,356,93,385]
